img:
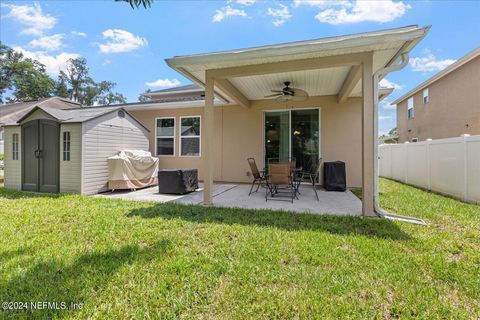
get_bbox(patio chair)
[265,163,296,203]
[298,157,322,201]
[247,158,266,196]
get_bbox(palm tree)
[115,0,153,9]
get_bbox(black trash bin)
[158,169,198,194]
[323,161,346,192]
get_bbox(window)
[12,133,19,160]
[411,137,418,142]
[156,118,175,156]
[407,97,414,119]
[423,88,429,104]
[180,116,201,157]
[63,131,71,161]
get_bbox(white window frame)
[155,117,176,157]
[63,131,71,161]
[179,116,201,157]
[12,133,19,160]
[423,88,429,104]
[407,97,414,119]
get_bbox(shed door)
[21,120,59,193]
[22,121,39,191]
[39,120,59,193]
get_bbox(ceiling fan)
[265,81,309,102]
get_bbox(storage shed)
[3,104,149,195]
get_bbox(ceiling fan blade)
[270,90,283,93]
[265,93,283,98]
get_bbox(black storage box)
[158,169,198,194]
[323,161,346,192]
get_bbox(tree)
[59,57,92,102]
[59,58,127,106]
[388,127,398,137]
[116,0,153,9]
[1,43,55,102]
[54,77,69,98]
[138,89,151,102]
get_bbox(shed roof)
[0,97,80,126]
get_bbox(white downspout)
[372,53,426,225]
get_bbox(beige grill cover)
[108,150,159,190]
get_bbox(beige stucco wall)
[397,56,480,142]
[129,95,363,187]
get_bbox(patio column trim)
[203,71,215,205]
[361,52,375,217]
[208,52,366,79]
[214,78,250,108]
[337,64,361,103]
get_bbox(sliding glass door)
[264,109,319,170]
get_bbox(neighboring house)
[393,48,480,143]
[3,103,149,194]
[1,25,429,217]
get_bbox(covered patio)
[96,183,362,216]
[164,25,429,217]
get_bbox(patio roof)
[166,25,430,106]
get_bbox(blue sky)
[1,0,479,133]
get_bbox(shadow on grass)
[128,203,411,240]
[0,240,170,319]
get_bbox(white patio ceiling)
[166,25,430,105]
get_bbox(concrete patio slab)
[94,183,362,216]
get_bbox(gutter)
[373,53,426,225]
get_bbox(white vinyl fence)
[379,135,480,203]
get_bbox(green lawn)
[0,178,479,319]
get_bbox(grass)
[0,178,479,319]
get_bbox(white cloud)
[294,0,410,24]
[379,78,403,90]
[29,34,64,51]
[410,54,456,72]
[381,99,397,110]
[98,29,147,54]
[267,4,292,27]
[71,31,87,37]
[379,115,393,120]
[1,2,57,36]
[13,46,79,76]
[145,78,181,88]
[293,0,351,8]
[102,60,112,66]
[234,0,256,5]
[213,6,247,22]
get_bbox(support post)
[203,72,214,205]
[361,53,375,217]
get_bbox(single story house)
[3,104,149,194]
[124,25,429,216]
[2,25,430,217]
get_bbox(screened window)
[12,133,19,160]
[423,88,429,104]
[156,118,175,156]
[63,131,71,161]
[407,97,414,119]
[180,116,201,157]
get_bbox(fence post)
[426,139,432,191]
[462,134,469,202]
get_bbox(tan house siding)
[129,96,363,187]
[59,123,82,193]
[397,55,480,142]
[3,126,21,190]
